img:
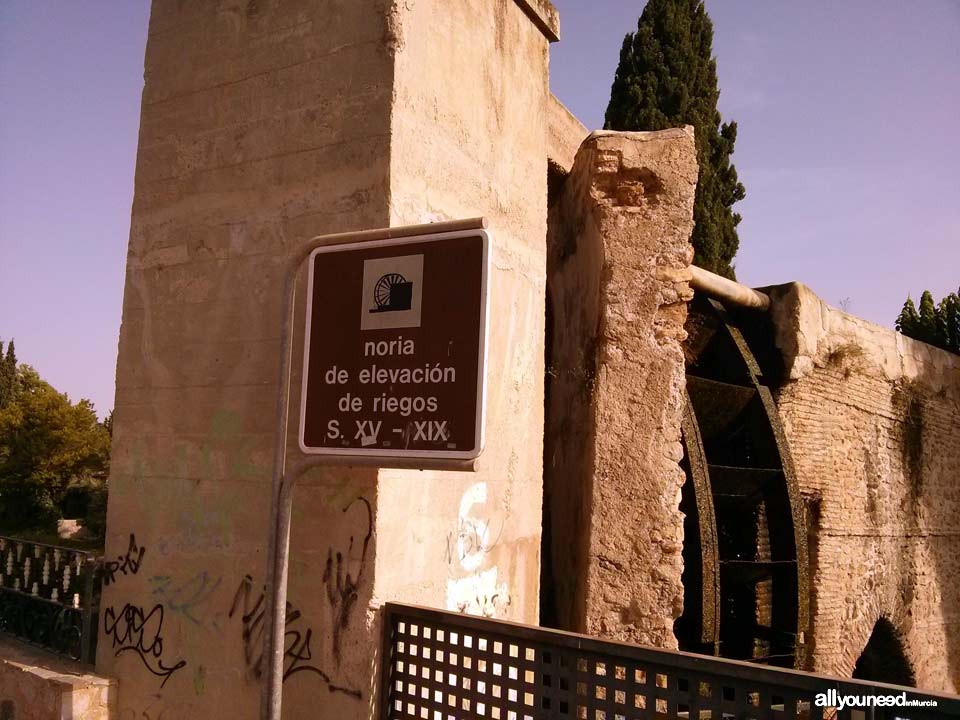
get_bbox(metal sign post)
[260,218,490,720]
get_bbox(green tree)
[895,297,920,337]
[937,289,960,353]
[604,0,745,278]
[895,288,960,355]
[0,365,111,530]
[917,290,939,345]
[102,408,114,439]
[0,339,16,409]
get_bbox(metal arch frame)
[723,316,810,667]
[259,217,488,720]
[680,297,809,669]
[679,392,721,652]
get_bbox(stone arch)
[852,617,917,687]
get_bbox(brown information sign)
[298,229,490,462]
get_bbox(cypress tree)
[896,289,960,355]
[0,341,6,408]
[895,297,920,337]
[937,290,960,353]
[0,340,15,409]
[917,290,939,346]
[604,0,745,278]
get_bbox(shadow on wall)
[852,617,917,687]
[540,159,603,634]
[539,290,556,628]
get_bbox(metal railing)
[380,603,960,720]
[0,536,101,665]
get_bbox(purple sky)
[1,1,958,418]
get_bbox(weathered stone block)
[0,638,116,720]
[544,128,698,647]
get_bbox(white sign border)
[297,228,491,462]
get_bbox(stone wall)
[769,282,960,693]
[100,1,557,719]
[0,637,115,720]
[544,129,698,647]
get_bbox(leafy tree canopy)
[605,0,745,279]
[0,359,111,531]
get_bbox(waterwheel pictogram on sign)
[371,273,413,313]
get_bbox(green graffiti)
[193,664,206,696]
[210,409,243,439]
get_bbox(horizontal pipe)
[689,265,770,311]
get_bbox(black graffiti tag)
[103,603,186,688]
[322,496,372,663]
[444,514,504,566]
[103,534,145,586]
[228,575,361,699]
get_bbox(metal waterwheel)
[676,296,810,669]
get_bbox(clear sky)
[1,1,958,418]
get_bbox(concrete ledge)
[767,281,960,389]
[548,93,589,173]
[0,637,116,720]
[514,0,560,42]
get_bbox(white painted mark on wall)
[445,482,511,617]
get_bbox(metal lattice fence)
[380,603,960,720]
[0,536,101,664]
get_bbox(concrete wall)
[100,1,556,718]
[376,0,555,626]
[544,129,698,647]
[101,3,394,718]
[547,94,588,175]
[769,282,960,693]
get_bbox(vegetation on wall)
[0,339,110,538]
[895,288,960,354]
[604,0,745,279]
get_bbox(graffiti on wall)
[149,570,224,631]
[445,482,511,617]
[322,496,372,663]
[101,473,374,704]
[155,505,231,557]
[103,602,187,688]
[445,492,504,570]
[228,574,362,699]
[103,533,145,586]
[226,495,373,700]
[102,534,187,689]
